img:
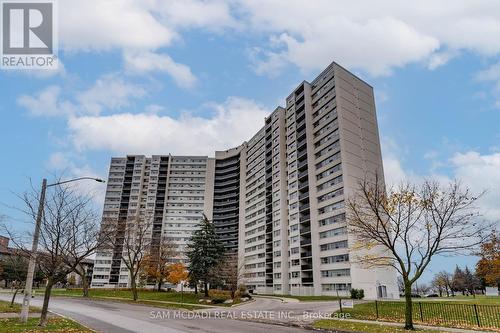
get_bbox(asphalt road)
[0,293,340,333]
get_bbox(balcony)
[301,251,312,258]
[298,159,308,171]
[298,181,309,191]
[298,170,308,180]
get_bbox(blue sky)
[1,0,499,284]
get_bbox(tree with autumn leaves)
[476,230,500,289]
[166,262,188,285]
[141,236,176,291]
[348,177,491,330]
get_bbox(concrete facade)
[92,155,213,288]
[92,61,398,299]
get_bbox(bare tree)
[412,282,430,295]
[8,180,105,327]
[432,271,452,297]
[73,261,93,297]
[347,176,491,330]
[119,217,153,301]
[210,252,243,299]
[141,236,176,291]
[442,271,454,297]
[0,253,28,306]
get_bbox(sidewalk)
[319,318,493,333]
[0,312,56,319]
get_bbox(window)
[320,254,349,264]
[320,240,348,251]
[318,201,345,215]
[322,283,351,291]
[319,226,347,239]
[319,213,346,227]
[318,188,344,203]
[321,269,350,277]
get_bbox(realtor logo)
[1,0,58,69]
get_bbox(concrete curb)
[253,295,300,303]
[231,298,256,307]
[47,309,97,333]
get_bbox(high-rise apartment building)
[92,155,214,287]
[92,61,398,299]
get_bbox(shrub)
[350,288,364,299]
[211,298,226,304]
[209,289,231,299]
[238,284,247,294]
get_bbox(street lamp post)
[20,177,105,323]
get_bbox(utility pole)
[20,177,104,323]
[20,178,46,323]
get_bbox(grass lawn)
[339,300,499,331]
[313,319,455,333]
[35,288,241,309]
[415,295,500,305]
[0,317,92,333]
[0,300,41,313]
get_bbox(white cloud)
[254,17,438,76]
[238,0,500,76]
[382,140,500,223]
[67,97,270,155]
[17,86,75,117]
[475,61,500,108]
[76,74,146,114]
[25,1,500,90]
[124,51,197,89]
[46,152,71,170]
[17,75,145,117]
[59,0,176,51]
[57,1,238,88]
[152,0,237,30]
[45,152,107,205]
[427,51,457,70]
[450,151,500,222]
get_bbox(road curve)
[0,293,329,333]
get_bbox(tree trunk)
[10,287,20,307]
[404,281,414,330]
[131,279,138,301]
[194,284,198,294]
[39,280,54,327]
[204,280,209,297]
[82,274,89,298]
[157,279,162,292]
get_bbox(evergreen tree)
[452,266,466,295]
[464,266,481,297]
[186,214,225,297]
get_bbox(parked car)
[426,293,439,298]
